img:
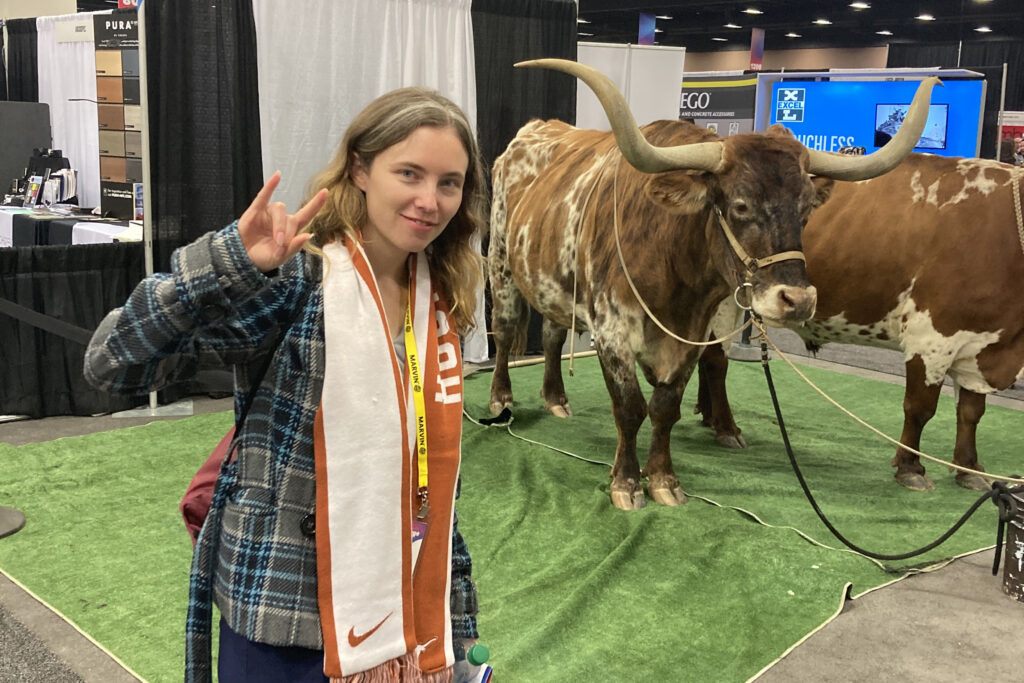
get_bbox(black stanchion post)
[728,310,762,362]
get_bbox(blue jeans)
[218,618,328,683]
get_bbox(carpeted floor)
[1,337,1021,682]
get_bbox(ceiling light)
[578,32,594,37]
[916,14,935,21]
[974,26,992,32]
[876,29,893,35]
[785,32,802,38]
[813,19,832,25]
[742,8,763,14]
[712,37,728,42]
[654,28,663,33]
[656,15,672,20]
[724,23,742,29]
[577,18,590,24]
[849,2,870,8]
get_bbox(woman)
[84,88,486,682]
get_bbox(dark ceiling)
[577,0,1024,53]
[76,1,1023,55]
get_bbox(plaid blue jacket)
[84,224,479,682]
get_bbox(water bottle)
[455,643,492,683]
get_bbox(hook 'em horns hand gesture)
[239,171,329,273]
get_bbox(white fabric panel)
[575,43,631,132]
[627,46,687,126]
[36,12,109,209]
[252,0,476,211]
[577,42,687,131]
[253,0,486,360]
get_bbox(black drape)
[471,0,578,355]
[886,43,961,70]
[471,0,578,176]
[144,0,263,272]
[888,40,1024,158]
[6,18,39,103]
[0,244,146,417]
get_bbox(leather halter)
[711,206,806,274]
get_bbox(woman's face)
[353,125,469,262]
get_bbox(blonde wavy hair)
[303,87,486,333]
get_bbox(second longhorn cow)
[487,58,937,510]
[696,152,1024,492]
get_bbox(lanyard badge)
[404,305,429,521]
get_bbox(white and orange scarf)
[314,239,463,681]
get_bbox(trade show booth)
[754,68,986,157]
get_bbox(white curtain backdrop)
[36,12,108,209]
[253,0,487,361]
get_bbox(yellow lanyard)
[404,304,430,519]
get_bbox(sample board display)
[94,12,140,218]
[769,78,985,158]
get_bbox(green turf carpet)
[0,356,1019,682]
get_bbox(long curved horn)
[516,58,725,174]
[805,77,942,180]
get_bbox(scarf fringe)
[334,652,453,683]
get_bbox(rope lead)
[756,321,1024,572]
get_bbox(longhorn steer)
[487,59,936,510]
[697,153,1024,491]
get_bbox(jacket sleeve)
[84,222,300,395]
[449,478,480,644]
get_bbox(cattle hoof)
[610,487,646,510]
[649,486,687,506]
[547,403,573,419]
[895,472,935,491]
[715,433,746,449]
[489,399,512,415]
[955,472,991,491]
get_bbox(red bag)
[180,427,235,546]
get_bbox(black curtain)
[471,0,578,177]
[0,244,147,417]
[472,0,578,355]
[886,42,961,70]
[888,40,1024,158]
[144,0,263,272]
[5,18,39,103]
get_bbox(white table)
[0,207,33,248]
[71,221,140,244]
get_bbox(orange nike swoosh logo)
[347,612,393,648]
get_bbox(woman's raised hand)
[238,172,329,273]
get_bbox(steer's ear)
[644,171,712,215]
[810,176,835,209]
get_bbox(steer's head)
[516,59,938,327]
[643,125,835,325]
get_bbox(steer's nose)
[777,284,817,322]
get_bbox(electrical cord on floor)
[463,407,611,467]
[756,329,1023,573]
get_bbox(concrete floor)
[1,332,1022,682]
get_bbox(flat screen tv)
[874,103,949,150]
[766,79,984,158]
